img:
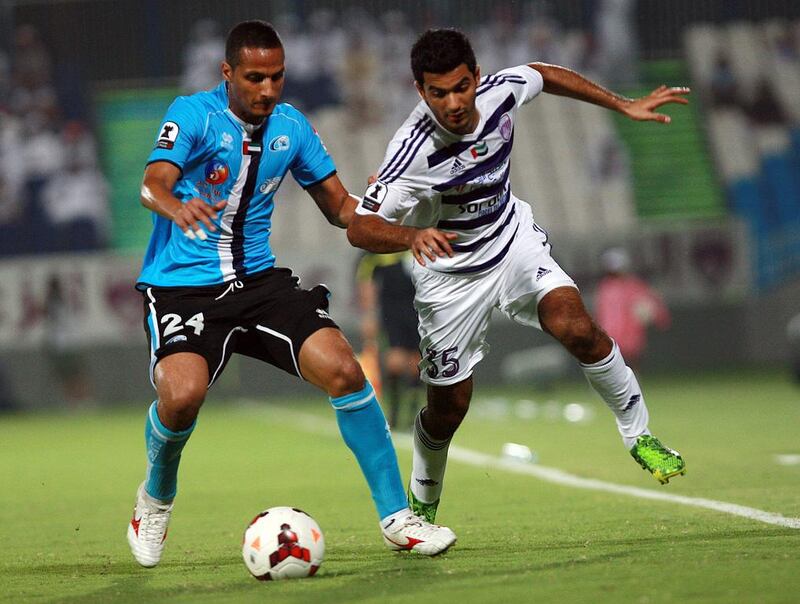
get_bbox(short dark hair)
[225,20,282,69]
[410,28,477,86]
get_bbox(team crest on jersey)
[220,132,234,150]
[269,135,291,152]
[155,121,180,150]
[362,180,388,212]
[470,141,488,159]
[205,160,229,185]
[499,113,512,142]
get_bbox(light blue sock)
[144,401,195,501]
[330,382,408,520]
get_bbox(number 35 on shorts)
[425,346,460,379]
[161,312,205,337]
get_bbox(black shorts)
[141,267,338,387]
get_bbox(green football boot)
[408,487,440,523]
[630,435,686,485]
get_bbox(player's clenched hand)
[623,85,690,124]
[174,198,227,241]
[410,228,458,266]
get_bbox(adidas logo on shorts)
[536,267,551,281]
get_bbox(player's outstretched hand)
[176,199,227,241]
[411,227,458,266]
[623,85,690,124]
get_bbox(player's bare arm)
[306,174,357,228]
[348,213,457,267]
[141,161,226,241]
[529,62,690,124]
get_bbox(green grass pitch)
[2,369,799,603]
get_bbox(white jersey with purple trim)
[355,65,544,274]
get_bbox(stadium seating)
[686,20,800,289]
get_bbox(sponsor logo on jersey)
[204,160,230,185]
[155,121,180,150]
[535,267,551,281]
[269,135,291,152]
[499,113,512,141]
[449,157,465,175]
[220,131,234,150]
[164,334,188,346]
[259,176,282,194]
[470,140,488,159]
[316,308,331,320]
[362,180,388,212]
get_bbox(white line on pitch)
[239,403,800,530]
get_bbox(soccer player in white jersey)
[347,28,688,524]
[126,21,455,567]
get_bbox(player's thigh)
[143,286,241,389]
[497,220,578,330]
[298,327,364,394]
[412,267,496,387]
[237,275,341,382]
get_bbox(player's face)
[416,63,481,135]
[223,46,286,124]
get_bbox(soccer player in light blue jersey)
[127,20,455,568]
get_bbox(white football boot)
[127,482,173,567]
[382,514,457,555]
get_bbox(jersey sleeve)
[146,96,205,172]
[354,175,425,224]
[354,120,430,224]
[289,113,337,189]
[496,65,544,107]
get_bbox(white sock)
[581,341,650,449]
[410,410,451,504]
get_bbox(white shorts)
[412,202,576,386]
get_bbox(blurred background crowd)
[0,0,797,409]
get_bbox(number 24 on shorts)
[425,346,460,379]
[161,312,205,337]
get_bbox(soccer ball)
[242,506,325,581]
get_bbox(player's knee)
[158,381,206,426]
[327,356,366,398]
[559,315,603,357]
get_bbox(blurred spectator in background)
[380,9,416,126]
[343,23,379,126]
[356,251,421,431]
[307,9,344,111]
[595,248,670,371]
[180,19,224,93]
[594,0,638,87]
[0,24,109,257]
[43,274,93,407]
[709,53,741,109]
[40,129,110,252]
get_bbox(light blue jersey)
[137,82,336,288]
